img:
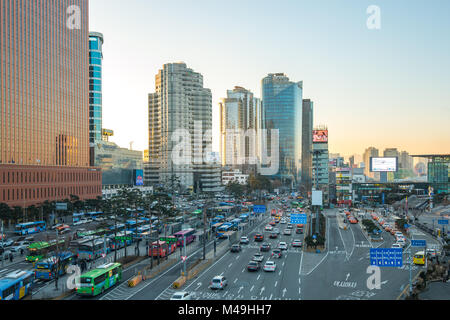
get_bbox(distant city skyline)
[89,0,450,156]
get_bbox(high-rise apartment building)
[384,148,399,158]
[145,63,222,192]
[312,127,329,206]
[301,99,313,192]
[363,147,379,179]
[219,87,264,174]
[88,32,104,146]
[262,73,303,183]
[0,0,102,207]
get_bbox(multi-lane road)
[119,202,442,300]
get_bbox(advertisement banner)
[370,157,398,172]
[313,130,328,143]
[312,190,323,206]
[134,169,144,186]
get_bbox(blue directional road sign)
[370,248,403,267]
[411,239,427,247]
[253,205,266,213]
[438,220,448,225]
[290,214,307,225]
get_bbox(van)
[210,276,227,290]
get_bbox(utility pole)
[203,202,207,260]
[408,246,412,297]
[55,230,59,290]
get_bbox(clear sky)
[89,0,450,157]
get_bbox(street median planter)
[172,276,187,289]
[128,275,143,287]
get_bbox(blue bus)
[86,211,104,221]
[212,215,225,224]
[109,231,134,250]
[0,270,34,300]
[216,223,232,238]
[108,223,126,234]
[230,218,242,230]
[72,212,85,223]
[14,221,46,235]
[239,214,249,222]
[34,251,75,281]
[125,219,147,230]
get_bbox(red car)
[254,234,264,242]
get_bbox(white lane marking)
[236,255,240,260]
[233,278,238,284]
[257,274,261,280]
[270,293,273,300]
[274,281,278,287]
[183,251,232,292]
[305,216,330,276]
[250,285,255,292]
[278,270,282,276]
[337,219,349,258]
[348,223,356,260]
[228,263,232,268]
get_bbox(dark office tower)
[301,99,313,192]
[0,0,102,207]
[262,73,303,185]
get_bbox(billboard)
[370,157,398,172]
[313,130,328,143]
[134,169,144,186]
[312,190,323,206]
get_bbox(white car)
[280,219,286,224]
[252,253,265,262]
[265,225,273,231]
[391,243,402,249]
[210,276,228,290]
[170,291,192,300]
[263,261,276,272]
[240,236,249,244]
[73,220,83,226]
[396,239,406,247]
[278,242,288,250]
[283,229,292,235]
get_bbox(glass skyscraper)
[301,99,314,191]
[89,32,104,145]
[262,73,303,183]
[0,0,101,207]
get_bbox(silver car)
[210,276,228,290]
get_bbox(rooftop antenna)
[129,141,134,150]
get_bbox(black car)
[269,232,278,239]
[260,242,271,252]
[230,244,241,253]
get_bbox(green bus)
[26,239,66,263]
[76,262,122,297]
